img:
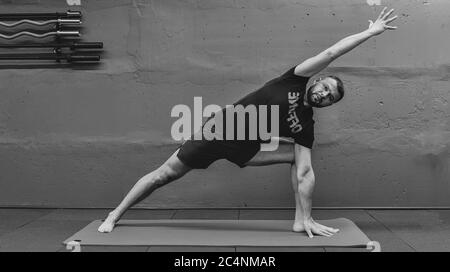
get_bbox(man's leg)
[244,137,295,166]
[98,149,191,233]
[244,138,304,232]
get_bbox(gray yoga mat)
[64,218,372,248]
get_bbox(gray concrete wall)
[0,0,449,208]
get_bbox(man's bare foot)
[292,221,305,232]
[98,212,119,233]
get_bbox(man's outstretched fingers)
[378,7,387,20]
[317,231,330,237]
[319,225,335,236]
[306,228,314,238]
[383,9,394,20]
[319,229,333,237]
[318,224,339,233]
[310,223,332,237]
[386,15,398,24]
[323,226,339,233]
[326,227,339,233]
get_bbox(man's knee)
[282,146,295,164]
[154,164,182,186]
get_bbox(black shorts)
[177,139,261,169]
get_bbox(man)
[99,7,397,238]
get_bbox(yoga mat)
[64,218,376,250]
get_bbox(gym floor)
[0,208,449,252]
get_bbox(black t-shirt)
[203,67,315,149]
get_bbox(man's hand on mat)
[367,7,398,36]
[302,218,339,238]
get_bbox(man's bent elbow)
[325,50,338,61]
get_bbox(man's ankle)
[107,210,119,220]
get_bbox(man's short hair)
[327,75,344,102]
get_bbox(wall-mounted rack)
[0,10,81,20]
[0,31,80,40]
[0,10,103,65]
[0,41,103,50]
[0,19,81,28]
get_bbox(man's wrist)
[363,29,377,37]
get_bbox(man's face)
[306,77,341,108]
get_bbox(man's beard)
[306,85,325,108]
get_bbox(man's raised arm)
[294,7,398,77]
